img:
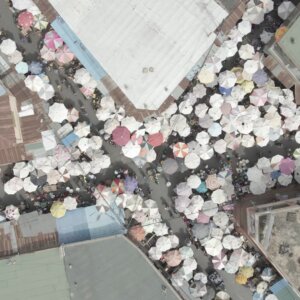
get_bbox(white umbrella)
[179,100,193,115]
[24,75,44,92]
[38,83,55,101]
[149,247,162,260]
[195,103,208,118]
[222,235,243,250]
[199,145,214,160]
[257,157,271,171]
[0,39,17,56]
[249,181,266,195]
[47,169,61,185]
[222,40,238,58]
[208,106,222,121]
[12,0,34,10]
[211,189,227,204]
[238,44,255,60]
[182,257,197,274]
[125,194,143,211]
[244,60,259,74]
[278,174,293,186]
[13,162,33,178]
[179,246,194,259]
[196,132,210,145]
[63,196,77,210]
[8,50,23,64]
[175,196,191,213]
[208,123,222,137]
[261,0,274,13]
[48,103,68,123]
[194,272,208,284]
[5,205,20,220]
[202,200,218,217]
[169,235,180,248]
[187,175,201,189]
[213,139,227,154]
[218,71,237,89]
[153,223,169,236]
[74,68,91,85]
[278,1,295,20]
[144,119,161,134]
[23,177,38,193]
[121,116,142,133]
[4,177,24,194]
[213,212,229,228]
[198,67,216,84]
[176,182,192,197]
[122,141,141,158]
[244,5,265,24]
[271,154,283,170]
[184,153,200,169]
[74,122,91,137]
[205,56,223,73]
[238,20,252,35]
[210,94,224,107]
[199,115,213,129]
[156,236,172,252]
[241,134,255,148]
[216,291,231,300]
[247,166,263,182]
[204,238,223,256]
[256,281,269,294]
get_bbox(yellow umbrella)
[197,67,216,84]
[50,201,66,218]
[231,67,244,84]
[293,148,300,159]
[239,266,254,279]
[235,273,248,285]
[241,80,254,94]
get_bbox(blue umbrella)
[271,170,281,180]
[15,61,28,74]
[29,61,43,75]
[252,69,268,86]
[219,86,232,96]
[196,182,207,193]
[124,176,138,193]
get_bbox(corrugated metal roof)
[49,0,227,109]
[63,235,181,300]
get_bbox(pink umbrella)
[163,250,182,267]
[131,132,143,145]
[40,45,55,61]
[80,86,94,97]
[196,212,210,224]
[148,132,164,148]
[279,157,296,175]
[212,251,228,270]
[44,30,63,50]
[173,142,189,158]
[128,225,145,242]
[112,126,131,146]
[55,45,74,64]
[17,11,34,28]
[250,88,268,106]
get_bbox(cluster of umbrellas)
[40,30,74,65]
[50,196,78,218]
[245,155,300,195]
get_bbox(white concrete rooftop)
[50,0,227,109]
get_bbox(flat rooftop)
[49,0,227,109]
[278,15,300,69]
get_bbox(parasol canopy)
[147,132,163,148]
[44,30,63,50]
[278,1,295,20]
[112,126,131,146]
[184,153,200,169]
[55,45,74,64]
[128,225,145,242]
[173,142,189,158]
[0,39,17,56]
[17,11,34,28]
[212,251,228,270]
[63,196,77,210]
[40,45,56,61]
[5,205,20,220]
[163,250,182,267]
[204,238,223,256]
[4,177,24,194]
[48,103,68,123]
[50,201,66,218]
[162,158,178,175]
[15,61,29,74]
[38,83,54,100]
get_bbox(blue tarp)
[0,84,6,96]
[56,205,126,244]
[270,279,300,300]
[61,132,79,147]
[51,16,107,81]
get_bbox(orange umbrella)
[163,250,183,267]
[173,142,189,158]
[275,26,287,42]
[128,225,145,241]
[148,132,164,148]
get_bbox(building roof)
[63,235,180,300]
[49,0,227,109]
[278,15,300,70]
[0,248,70,300]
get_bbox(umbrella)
[40,45,55,61]
[173,142,189,158]
[213,212,229,228]
[199,145,214,161]
[34,14,48,30]
[63,196,77,210]
[211,189,227,204]
[238,44,255,60]
[185,195,204,220]
[164,250,182,267]
[235,273,248,285]
[24,75,44,92]
[175,196,191,213]
[198,67,216,84]
[48,103,68,123]
[253,69,268,86]
[147,132,163,148]
[0,39,17,56]
[47,169,61,185]
[13,162,33,178]
[184,153,200,169]
[124,176,138,193]
[189,282,207,298]
[241,135,255,148]
[279,157,295,175]
[206,174,221,190]
[278,1,295,20]
[5,205,20,220]
[256,281,268,294]
[202,200,218,217]
[156,236,172,252]
[219,70,237,89]
[38,83,54,100]
[23,177,38,193]
[244,5,265,24]
[4,177,24,194]
[244,60,259,75]
[149,247,162,260]
[179,100,193,114]
[260,30,273,44]
[17,11,34,28]
[29,61,43,75]
[153,223,169,236]
[179,246,194,260]
[128,225,145,242]
[50,201,66,218]
[278,174,293,186]
[111,179,125,194]
[216,291,231,300]
[205,56,223,73]
[162,158,178,175]
[196,132,210,145]
[15,61,28,74]
[44,30,63,50]
[194,272,208,284]
[187,175,201,189]
[204,238,223,256]
[55,45,74,64]
[121,117,142,133]
[250,181,266,195]
[239,266,254,279]
[67,108,79,123]
[238,20,252,35]
[122,141,141,158]
[213,139,227,154]
[176,182,192,197]
[12,0,34,10]
[265,295,278,300]
[192,223,210,240]
[74,68,91,85]
[223,235,243,250]
[112,126,130,146]
[182,257,197,274]
[212,251,228,270]
[8,50,22,64]
[250,88,268,106]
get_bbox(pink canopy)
[148,132,164,148]
[131,132,143,145]
[17,11,34,28]
[44,30,63,50]
[250,88,268,106]
[55,45,74,64]
[112,126,131,146]
[40,45,55,61]
[80,86,94,97]
[163,250,182,267]
[196,212,210,224]
[212,251,228,270]
[279,157,296,175]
